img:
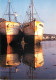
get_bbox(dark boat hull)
[0,32,7,46]
[24,35,34,44]
[8,30,23,44]
[24,34,42,44]
[0,30,23,45]
[23,21,44,44]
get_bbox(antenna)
[31,0,33,21]
[8,0,11,21]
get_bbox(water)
[0,41,56,79]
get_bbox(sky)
[0,0,56,34]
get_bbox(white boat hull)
[0,21,23,44]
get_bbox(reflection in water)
[23,44,44,79]
[0,41,56,79]
[34,45,44,68]
[23,44,44,68]
[0,43,44,79]
[6,45,20,66]
[0,44,23,79]
[0,44,23,67]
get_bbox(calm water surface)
[0,41,56,79]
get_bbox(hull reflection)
[34,45,44,68]
[6,45,20,66]
[0,44,23,67]
[23,44,44,68]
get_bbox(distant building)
[51,36,55,40]
[43,34,56,40]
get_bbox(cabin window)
[39,24,43,27]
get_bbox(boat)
[23,0,44,44]
[0,0,23,44]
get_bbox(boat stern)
[35,21,44,44]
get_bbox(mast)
[4,0,18,22]
[8,0,11,21]
[14,12,17,22]
[31,0,33,21]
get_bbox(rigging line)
[24,4,30,16]
[33,4,44,22]
[24,5,32,22]
[2,3,9,18]
[11,3,22,22]
[10,4,14,13]
[24,13,30,23]
[10,4,15,22]
[33,4,41,20]
[10,4,17,22]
